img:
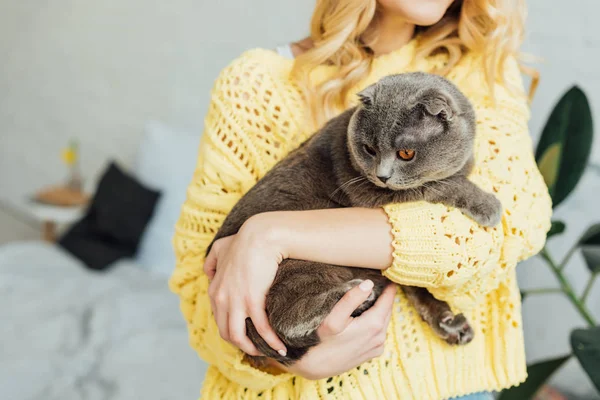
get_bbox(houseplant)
[499,87,598,399]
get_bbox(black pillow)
[59,162,161,270]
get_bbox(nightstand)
[27,186,90,242]
[26,202,86,242]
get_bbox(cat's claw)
[470,194,502,227]
[437,312,474,345]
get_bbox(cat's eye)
[364,144,377,156]
[398,149,415,161]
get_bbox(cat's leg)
[423,177,502,227]
[401,285,474,345]
[245,261,388,366]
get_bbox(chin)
[370,178,389,189]
[378,0,454,26]
[387,180,423,191]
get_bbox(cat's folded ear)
[357,84,376,107]
[417,89,460,121]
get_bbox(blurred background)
[0,1,598,399]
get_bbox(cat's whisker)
[408,186,421,199]
[431,180,450,188]
[422,182,444,197]
[329,176,367,205]
[330,177,362,197]
[345,177,368,193]
[340,177,365,193]
[431,179,458,189]
[352,178,371,192]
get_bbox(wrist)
[240,212,290,260]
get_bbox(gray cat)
[208,72,502,366]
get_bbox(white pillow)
[134,121,201,276]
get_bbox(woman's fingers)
[347,285,396,364]
[361,283,396,321]
[228,311,262,356]
[210,279,230,341]
[249,307,287,356]
[207,280,218,320]
[215,308,230,343]
[356,284,395,350]
[320,279,374,336]
[203,248,218,279]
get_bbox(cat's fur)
[208,72,502,365]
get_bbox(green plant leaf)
[578,223,600,273]
[547,221,566,239]
[537,143,562,190]
[581,247,600,274]
[498,355,571,400]
[580,223,600,245]
[571,326,600,392]
[535,86,593,208]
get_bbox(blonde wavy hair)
[292,0,534,128]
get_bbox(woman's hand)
[204,219,288,358]
[272,282,397,380]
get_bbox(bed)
[0,241,207,400]
[0,122,208,400]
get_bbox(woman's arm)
[242,55,552,309]
[244,208,394,270]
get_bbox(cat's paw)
[469,193,502,227]
[434,312,474,345]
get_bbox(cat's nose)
[377,175,391,183]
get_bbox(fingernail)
[359,280,374,292]
[278,349,287,357]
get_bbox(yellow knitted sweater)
[170,40,552,400]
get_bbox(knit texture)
[170,40,552,400]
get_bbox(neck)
[365,12,415,56]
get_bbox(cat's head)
[347,72,476,190]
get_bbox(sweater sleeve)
[169,53,294,391]
[381,56,553,309]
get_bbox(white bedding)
[0,241,207,400]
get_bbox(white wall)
[0,0,312,207]
[1,0,599,396]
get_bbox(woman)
[170,0,552,399]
